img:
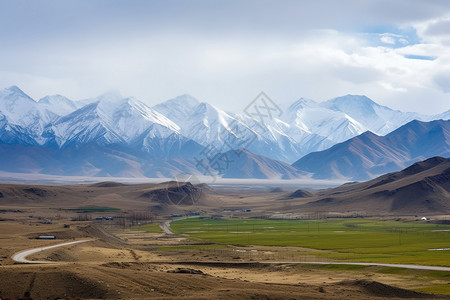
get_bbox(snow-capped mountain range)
[293,119,450,180]
[0,85,449,179]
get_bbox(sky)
[0,0,450,114]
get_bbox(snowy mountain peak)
[95,89,124,103]
[329,94,374,103]
[196,101,215,113]
[435,109,450,121]
[0,85,35,102]
[173,94,201,107]
[323,94,379,113]
[39,94,72,105]
[154,94,200,111]
[46,93,184,148]
[152,94,202,126]
[321,94,425,135]
[5,85,27,95]
[39,95,79,116]
[193,102,233,128]
[288,98,318,111]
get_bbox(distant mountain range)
[0,85,449,179]
[293,119,450,181]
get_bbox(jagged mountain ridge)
[293,119,450,181]
[1,86,447,160]
[0,85,449,179]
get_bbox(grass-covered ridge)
[136,223,163,233]
[171,218,450,266]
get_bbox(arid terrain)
[0,180,449,299]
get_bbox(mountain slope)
[154,95,302,162]
[153,94,201,125]
[0,86,57,144]
[38,95,81,116]
[41,93,202,158]
[0,112,37,145]
[322,95,424,135]
[205,148,305,179]
[282,97,367,144]
[293,120,450,181]
[0,143,203,178]
[295,156,450,214]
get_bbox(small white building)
[421,217,428,221]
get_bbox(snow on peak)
[46,95,182,147]
[288,98,318,111]
[327,94,375,104]
[172,94,201,108]
[96,89,124,103]
[323,95,379,115]
[321,94,425,135]
[6,85,22,92]
[123,97,180,132]
[0,86,57,143]
[38,95,79,116]
[434,109,450,121]
[152,94,201,125]
[0,85,35,102]
[39,94,71,105]
[89,96,180,139]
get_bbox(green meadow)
[136,223,163,233]
[171,218,450,266]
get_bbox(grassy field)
[171,218,450,266]
[136,223,163,233]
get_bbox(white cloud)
[380,35,396,44]
[379,82,408,93]
[433,68,450,93]
[424,18,450,36]
[413,16,450,45]
[0,1,449,114]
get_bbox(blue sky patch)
[404,55,437,61]
[362,25,421,48]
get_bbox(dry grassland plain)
[0,182,449,299]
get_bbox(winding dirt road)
[160,220,174,234]
[277,261,450,271]
[11,238,450,272]
[12,240,90,264]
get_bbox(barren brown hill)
[139,181,208,206]
[294,156,450,215]
[0,181,218,213]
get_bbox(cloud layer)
[0,0,449,114]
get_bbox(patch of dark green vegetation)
[66,206,120,212]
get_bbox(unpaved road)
[12,240,90,264]
[269,261,450,271]
[160,220,174,234]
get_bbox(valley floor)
[1,218,449,299]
